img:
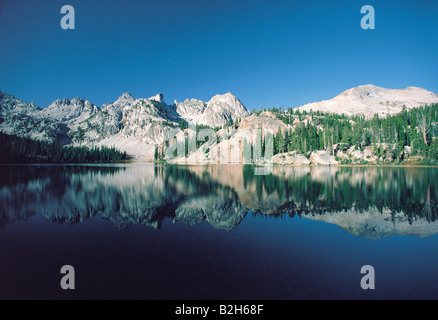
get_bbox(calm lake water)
[0,164,437,300]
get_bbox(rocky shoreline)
[166,147,434,166]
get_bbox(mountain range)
[0,84,437,160]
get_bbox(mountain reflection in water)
[0,164,437,239]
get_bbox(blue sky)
[0,0,437,111]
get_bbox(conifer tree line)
[248,103,438,163]
[154,103,438,164]
[0,132,128,163]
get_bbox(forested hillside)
[0,132,129,163]
[249,103,438,164]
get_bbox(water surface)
[0,164,437,299]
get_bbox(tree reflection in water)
[0,164,437,238]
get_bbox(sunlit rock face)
[0,90,252,160]
[271,152,311,165]
[297,84,438,118]
[174,92,250,127]
[2,85,437,162]
[309,150,338,165]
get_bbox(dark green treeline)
[0,132,128,163]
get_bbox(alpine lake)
[0,163,437,300]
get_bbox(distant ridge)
[296,84,438,118]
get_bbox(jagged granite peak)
[0,90,41,116]
[297,84,438,118]
[0,91,54,143]
[203,92,251,126]
[5,85,437,161]
[0,92,58,142]
[207,92,248,115]
[118,92,135,101]
[0,90,249,158]
[102,92,136,117]
[85,93,138,143]
[174,98,207,122]
[41,97,99,123]
[148,93,165,105]
[175,92,251,127]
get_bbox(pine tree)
[154,144,158,160]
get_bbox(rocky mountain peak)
[174,98,207,122]
[208,92,239,105]
[0,91,41,116]
[149,93,165,105]
[118,92,135,102]
[3,84,436,161]
[298,84,438,118]
[203,92,251,126]
[173,92,250,127]
[0,90,13,100]
[41,96,98,123]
